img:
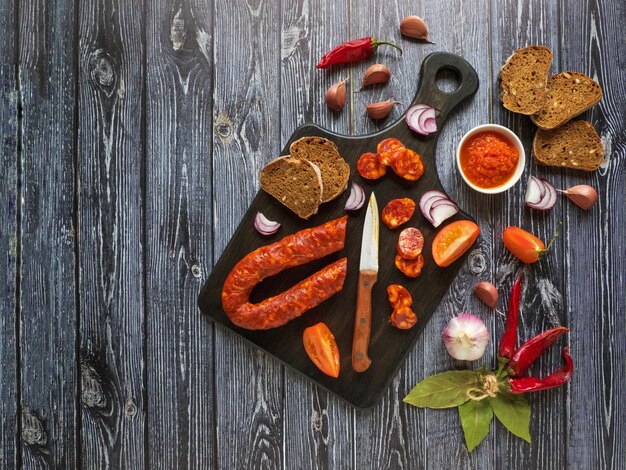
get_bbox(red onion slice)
[254,211,281,236]
[406,104,437,135]
[526,177,557,211]
[419,190,458,227]
[525,177,542,204]
[417,107,437,133]
[430,201,459,227]
[345,182,365,211]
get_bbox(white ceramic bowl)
[456,124,525,194]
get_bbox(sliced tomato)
[503,226,545,264]
[432,220,480,267]
[302,322,340,378]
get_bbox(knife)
[352,192,379,373]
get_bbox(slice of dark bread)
[289,137,350,203]
[531,72,602,130]
[500,46,553,115]
[533,120,603,171]
[260,156,323,219]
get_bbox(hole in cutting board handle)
[435,68,462,93]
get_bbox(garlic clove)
[474,282,498,309]
[400,15,432,43]
[442,313,489,361]
[325,79,347,111]
[366,100,400,120]
[563,184,598,210]
[362,64,391,88]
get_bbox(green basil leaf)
[489,391,531,443]
[458,399,493,452]
[403,371,479,409]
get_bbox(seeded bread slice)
[531,72,602,130]
[260,156,323,219]
[533,120,603,171]
[500,46,553,115]
[289,137,350,203]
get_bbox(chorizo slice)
[387,284,412,309]
[357,152,387,180]
[390,306,417,330]
[391,148,425,181]
[395,254,425,278]
[397,227,424,259]
[381,198,416,229]
[222,216,348,330]
[377,138,405,166]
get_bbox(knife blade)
[352,192,379,372]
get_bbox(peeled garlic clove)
[442,313,489,361]
[400,15,432,42]
[474,282,498,309]
[325,79,347,111]
[563,184,598,210]
[362,64,391,88]
[366,100,399,120]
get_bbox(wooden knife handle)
[352,270,377,372]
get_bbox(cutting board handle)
[409,52,479,122]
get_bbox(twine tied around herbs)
[466,374,499,401]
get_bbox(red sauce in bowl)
[460,131,520,189]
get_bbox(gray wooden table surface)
[1,0,624,468]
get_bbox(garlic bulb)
[443,313,489,361]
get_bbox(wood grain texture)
[0,0,19,467]
[145,1,215,468]
[17,0,78,467]
[6,0,625,467]
[279,1,354,467]
[491,1,569,468]
[559,0,626,469]
[212,0,285,467]
[77,0,145,466]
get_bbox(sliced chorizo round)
[357,152,387,180]
[387,284,412,309]
[381,198,416,229]
[395,254,425,278]
[391,148,425,181]
[377,138,405,166]
[390,306,417,330]
[397,227,424,259]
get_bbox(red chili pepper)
[509,347,573,393]
[498,275,522,359]
[508,326,570,377]
[316,37,402,69]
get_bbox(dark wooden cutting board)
[199,52,479,408]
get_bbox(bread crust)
[499,46,553,115]
[533,120,603,171]
[531,72,602,130]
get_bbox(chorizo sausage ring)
[222,216,348,330]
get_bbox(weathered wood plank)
[559,0,626,468]
[490,1,567,469]
[77,0,145,466]
[145,1,215,468]
[212,0,284,466]
[0,0,19,467]
[279,1,354,467]
[17,0,78,467]
[348,0,494,467]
